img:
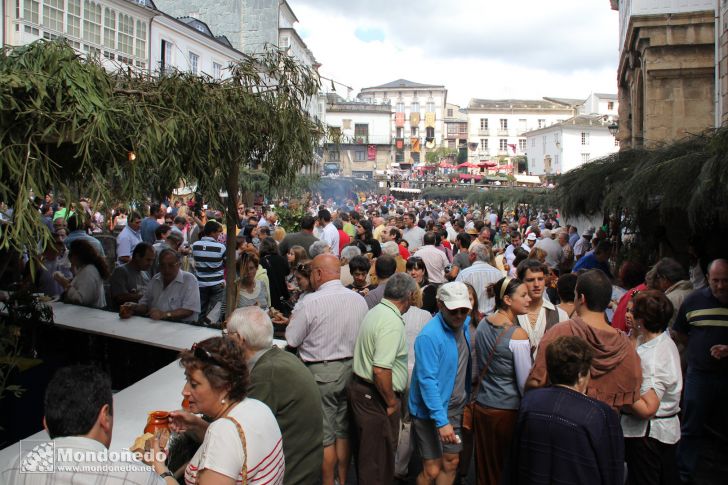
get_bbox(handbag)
[224,416,249,485]
[462,325,510,431]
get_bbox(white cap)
[527,233,537,241]
[436,282,473,310]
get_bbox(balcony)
[497,129,509,136]
[478,129,490,136]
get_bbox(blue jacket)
[408,313,472,427]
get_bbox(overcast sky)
[289,0,620,106]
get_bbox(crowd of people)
[3,192,728,485]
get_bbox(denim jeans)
[198,283,225,324]
[677,368,728,481]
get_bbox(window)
[161,39,173,72]
[396,127,404,138]
[395,152,405,163]
[42,0,63,31]
[355,150,366,162]
[499,139,508,151]
[135,20,147,59]
[354,124,368,143]
[280,36,289,49]
[411,101,420,113]
[519,139,527,152]
[447,140,456,148]
[396,101,404,113]
[213,62,222,79]
[479,118,488,131]
[480,139,488,151]
[103,7,115,49]
[426,100,435,112]
[615,138,620,147]
[581,153,590,163]
[425,127,435,139]
[538,119,546,128]
[117,13,133,56]
[411,127,418,137]
[447,108,453,117]
[499,119,508,130]
[67,0,81,38]
[329,150,340,162]
[607,101,614,110]
[83,1,101,45]
[24,0,40,24]
[581,132,590,145]
[189,52,199,75]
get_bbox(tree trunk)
[224,163,241,325]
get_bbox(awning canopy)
[390,187,422,193]
[438,161,455,168]
[456,162,479,169]
[515,174,542,185]
[459,173,483,180]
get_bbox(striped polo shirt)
[673,286,728,373]
[191,236,226,287]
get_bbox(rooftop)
[361,79,445,91]
[593,92,618,100]
[523,114,617,135]
[326,93,392,113]
[467,98,574,111]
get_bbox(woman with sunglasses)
[407,257,438,314]
[472,277,531,485]
[167,337,284,484]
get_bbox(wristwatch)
[165,312,172,319]
[159,470,174,479]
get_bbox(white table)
[0,360,186,468]
[48,302,286,351]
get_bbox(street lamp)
[608,121,619,137]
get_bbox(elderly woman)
[473,277,531,485]
[54,239,108,308]
[167,337,285,484]
[621,290,682,485]
[505,336,624,485]
[309,240,331,259]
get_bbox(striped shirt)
[191,236,226,287]
[285,279,369,362]
[673,286,728,373]
[456,261,505,315]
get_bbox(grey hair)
[383,272,418,301]
[469,243,491,263]
[227,306,274,350]
[340,245,361,261]
[654,257,688,284]
[166,231,183,245]
[158,247,181,263]
[309,240,330,258]
[381,240,400,257]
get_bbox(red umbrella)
[439,160,455,168]
[456,162,479,169]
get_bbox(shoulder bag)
[223,416,248,485]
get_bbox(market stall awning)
[456,162,479,169]
[459,173,483,180]
[485,175,509,182]
[390,187,422,193]
[515,174,542,185]
[439,161,455,168]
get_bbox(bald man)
[286,254,369,485]
[674,258,728,482]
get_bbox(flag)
[395,112,405,128]
[411,137,421,153]
[367,145,377,160]
[508,143,517,154]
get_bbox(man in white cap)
[408,282,473,485]
[535,228,563,271]
[573,226,595,261]
[525,232,538,251]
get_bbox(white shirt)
[139,270,201,322]
[403,226,426,251]
[535,237,563,270]
[621,331,682,444]
[320,222,340,256]
[455,261,504,315]
[516,299,569,352]
[415,244,450,284]
[116,225,142,263]
[404,307,433,381]
[285,280,369,362]
[185,398,284,485]
[65,264,106,309]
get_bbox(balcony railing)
[478,129,490,136]
[497,129,509,136]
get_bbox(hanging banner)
[395,138,404,151]
[395,112,405,127]
[410,112,420,125]
[367,144,377,160]
[411,137,421,153]
[425,112,436,128]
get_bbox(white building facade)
[465,99,575,171]
[358,79,447,170]
[579,92,619,116]
[323,95,393,178]
[524,115,620,175]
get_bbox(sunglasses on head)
[191,343,224,368]
[296,263,311,274]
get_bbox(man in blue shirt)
[409,282,472,485]
[572,240,612,278]
[140,203,163,245]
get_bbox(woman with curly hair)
[165,337,285,484]
[54,239,109,308]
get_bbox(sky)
[289,0,620,107]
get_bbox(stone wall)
[617,10,715,148]
[153,0,279,53]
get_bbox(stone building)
[611,0,717,148]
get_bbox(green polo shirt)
[352,298,408,393]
